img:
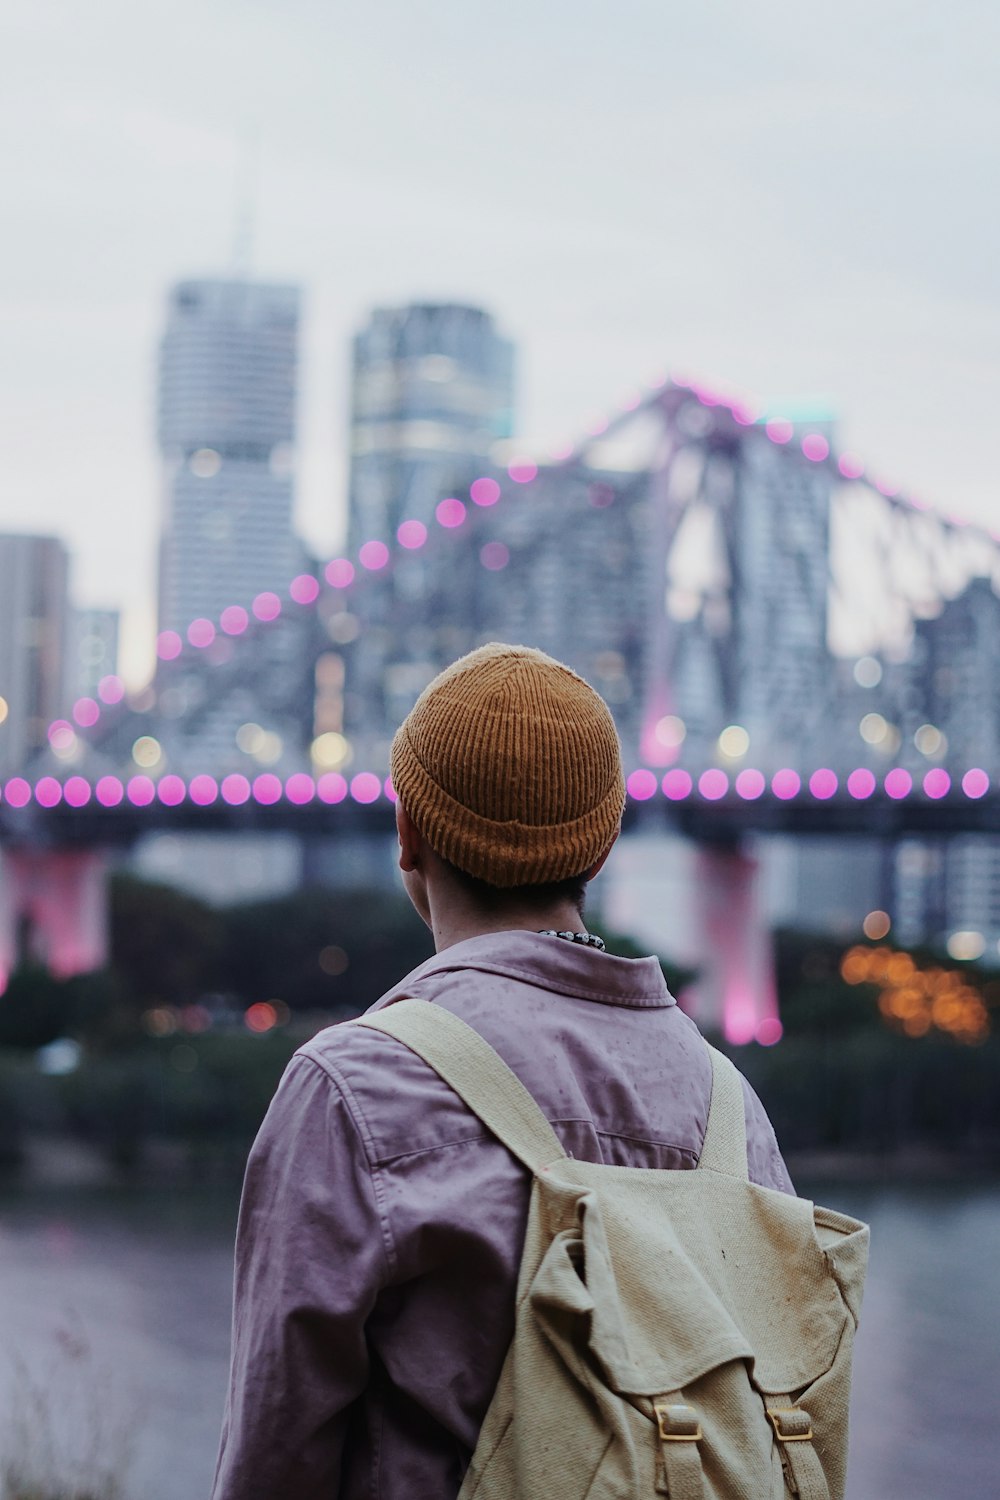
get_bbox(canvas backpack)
[358,1000,869,1500]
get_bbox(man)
[211,643,792,1500]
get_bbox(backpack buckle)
[768,1407,813,1443]
[654,1402,702,1442]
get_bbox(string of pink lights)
[0,763,993,813]
[39,372,1000,782]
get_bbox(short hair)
[439,855,590,917]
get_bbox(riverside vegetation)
[0,876,998,1178]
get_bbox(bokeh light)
[627,769,658,801]
[350,772,382,803]
[508,460,538,484]
[73,697,99,728]
[661,769,693,800]
[95,776,124,807]
[3,778,31,808]
[358,540,390,571]
[470,477,501,507]
[771,769,801,800]
[884,768,913,799]
[285,773,315,805]
[847,768,876,799]
[252,591,282,620]
[914,723,945,757]
[923,768,951,799]
[97,675,125,704]
[290,574,320,605]
[946,930,986,961]
[698,769,729,800]
[157,630,182,661]
[325,558,355,589]
[35,777,62,808]
[838,453,865,480]
[435,497,466,528]
[735,768,766,800]
[221,774,251,805]
[853,656,882,688]
[189,775,218,806]
[765,417,793,444]
[809,769,838,799]
[397,520,428,550]
[245,1002,278,1034]
[127,776,155,806]
[480,542,510,571]
[317,772,348,804]
[717,725,749,759]
[863,909,891,940]
[220,604,249,635]
[157,774,186,806]
[252,773,283,805]
[187,617,215,648]
[962,768,989,799]
[63,776,91,808]
[801,433,830,462]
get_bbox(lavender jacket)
[211,932,793,1500]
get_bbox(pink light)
[585,416,608,436]
[694,386,719,408]
[253,591,282,621]
[838,453,865,480]
[923,768,951,799]
[221,773,251,805]
[884,768,913,799]
[470,477,501,507]
[157,774,186,806]
[875,479,899,498]
[220,605,249,635]
[808,768,838,799]
[3,778,31,808]
[285,773,315,805]
[317,772,348,804]
[735,768,766,800]
[435,498,466,529]
[35,777,62,808]
[397,520,428,550]
[756,1016,784,1046]
[962,768,990,799]
[847,768,876,799]
[765,417,793,445]
[698,769,729,801]
[548,442,573,462]
[95,776,124,807]
[384,776,397,802]
[48,720,74,749]
[157,630,183,661]
[627,769,658,801]
[359,540,390,571]
[662,769,693,800]
[127,776,155,807]
[508,459,539,484]
[731,403,759,427]
[290,574,320,605]
[187,617,216,649]
[480,542,510,571]
[621,393,642,412]
[63,776,91,808]
[771,769,801,800]
[252,773,283,805]
[73,697,99,728]
[350,772,382,804]
[97,675,124,705]
[189,775,218,806]
[325,558,355,589]
[802,434,830,463]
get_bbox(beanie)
[389,642,625,887]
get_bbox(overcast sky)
[3,0,998,679]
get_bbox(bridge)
[4,372,999,1041]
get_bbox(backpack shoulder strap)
[353,999,567,1175]
[696,1043,749,1180]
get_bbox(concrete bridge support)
[685,844,781,1045]
[0,848,109,993]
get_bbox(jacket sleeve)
[211,1051,393,1500]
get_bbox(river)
[1,1173,997,1498]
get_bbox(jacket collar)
[375,930,676,1011]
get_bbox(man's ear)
[396,800,423,873]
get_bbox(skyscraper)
[348,303,514,550]
[0,534,70,775]
[157,278,302,634]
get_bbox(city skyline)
[2,2,998,684]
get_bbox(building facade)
[157,278,302,634]
[0,534,70,776]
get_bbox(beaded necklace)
[536,929,606,951]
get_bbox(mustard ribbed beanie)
[390,643,625,887]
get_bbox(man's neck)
[428,897,589,954]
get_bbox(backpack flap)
[527,1165,857,1399]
